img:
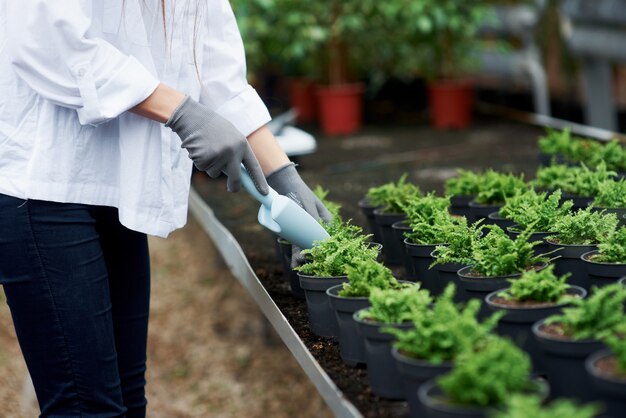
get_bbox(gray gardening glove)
[266,163,332,268]
[166,96,269,195]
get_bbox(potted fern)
[326,258,402,367]
[485,265,586,371]
[494,394,601,418]
[468,171,527,221]
[418,336,547,418]
[501,189,573,255]
[430,219,484,302]
[457,225,549,312]
[546,208,618,290]
[387,284,502,417]
[366,174,421,265]
[586,330,626,417]
[532,283,626,401]
[295,220,378,337]
[401,193,452,290]
[581,227,626,287]
[533,163,616,209]
[445,169,483,219]
[591,179,626,226]
[353,285,432,399]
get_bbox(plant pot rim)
[316,82,365,95]
[458,262,548,281]
[404,237,446,247]
[296,272,348,280]
[485,285,586,311]
[358,197,381,209]
[531,318,599,344]
[326,283,369,301]
[581,250,626,266]
[585,349,626,384]
[352,308,412,328]
[391,346,454,369]
[391,220,411,229]
[487,211,508,220]
[468,200,503,208]
[545,237,598,247]
[372,207,405,217]
[506,225,555,236]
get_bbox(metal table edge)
[188,188,363,418]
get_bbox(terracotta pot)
[287,78,318,123]
[316,83,365,135]
[428,80,474,130]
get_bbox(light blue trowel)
[240,165,330,249]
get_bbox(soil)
[594,355,626,380]
[490,295,562,308]
[538,322,574,340]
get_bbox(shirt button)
[77,68,86,78]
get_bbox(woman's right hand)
[165,96,269,195]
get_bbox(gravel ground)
[0,216,331,418]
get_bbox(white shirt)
[0,0,271,237]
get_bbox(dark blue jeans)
[0,194,150,417]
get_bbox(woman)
[0,1,329,416]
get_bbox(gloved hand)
[267,163,332,223]
[267,163,332,269]
[166,96,269,195]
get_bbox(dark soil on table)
[490,295,562,308]
[594,355,626,380]
[538,322,574,340]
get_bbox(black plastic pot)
[546,239,596,291]
[392,220,416,279]
[507,226,556,257]
[586,349,626,418]
[458,263,549,317]
[485,285,587,372]
[620,277,626,288]
[392,348,453,418]
[582,250,626,288]
[327,285,371,367]
[487,212,515,232]
[561,193,593,210]
[418,378,548,418]
[405,239,445,295]
[373,208,406,265]
[532,318,605,401]
[276,237,306,299]
[358,198,382,243]
[353,311,413,399]
[298,273,348,337]
[434,260,472,302]
[468,200,502,222]
[450,195,474,220]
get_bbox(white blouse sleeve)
[198,0,271,136]
[5,1,160,126]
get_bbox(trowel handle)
[240,164,277,206]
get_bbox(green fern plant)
[592,179,626,208]
[358,285,432,324]
[438,336,532,407]
[546,283,626,340]
[469,225,547,277]
[296,221,377,277]
[602,332,626,374]
[386,284,502,364]
[402,192,451,223]
[548,207,618,245]
[499,189,573,231]
[474,171,527,205]
[533,163,616,197]
[502,265,570,303]
[595,227,626,264]
[313,185,342,221]
[538,128,574,157]
[445,169,483,197]
[366,174,421,214]
[405,207,458,245]
[430,218,484,267]
[338,258,399,297]
[494,394,601,418]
